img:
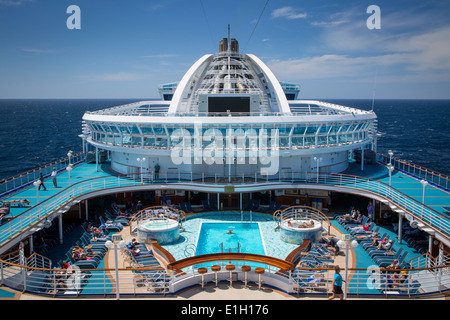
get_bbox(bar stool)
[225,264,235,287]
[241,265,251,288]
[255,267,265,290]
[198,267,208,290]
[211,265,221,287]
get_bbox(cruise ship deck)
[0,152,449,299]
[0,36,449,300]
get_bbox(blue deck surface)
[0,160,449,295]
[3,161,450,215]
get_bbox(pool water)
[195,222,266,256]
[141,219,178,231]
[161,212,300,263]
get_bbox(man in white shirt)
[51,168,58,187]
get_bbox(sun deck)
[0,152,449,299]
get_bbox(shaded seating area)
[245,199,260,211]
[201,199,218,211]
[179,202,196,213]
[264,201,282,213]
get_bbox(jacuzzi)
[137,218,180,244]
[279,219,322,244]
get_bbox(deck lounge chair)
[209,199,218,211]
[250,199,260,211]
[244,199,253,211]
[202,200,212,211]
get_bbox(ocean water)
[0,98,449,180]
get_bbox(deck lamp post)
[421,180,428,216]
[67,150,73,166]
[387,163,394,199]
[337,236,358,300]
[388,150,393,164]
[421,179,428,204]
[33,180,41,204]
[33,180,41,217]
[313,157,322,183]
[137,157,146,183]
[105,239,126,300]
[66,164,73,186]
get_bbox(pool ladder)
[184,243,196,257]
[219,242,241,253]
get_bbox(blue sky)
[1,0,449,99]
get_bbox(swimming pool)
[161,211,300,262]
[195,222,266,256]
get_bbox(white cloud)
[84,73,146,82]
[267,53,417,81]
[21,48,54,54]
[310,11,351,27]
[0,0,33,6]
[271,6,307,20]
[143,54,178,58]
[386,26,450,72]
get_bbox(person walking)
[328,265,345,300]
[51,168,58,188]
[154,163,160,180]
[367,201,375,221]
[38,172,47,191]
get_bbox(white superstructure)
[82,38,377,180]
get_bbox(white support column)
[95,146,99,172]
[428,236,433,254]
[85,199,89,221]
[58,215,63,244]
[378,200,382,220]
[28,235,34,256]
[361,147,364,171]
[398,214,403,243]
[240,193,242,210]
[217,193,220,211]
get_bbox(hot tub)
[279,219,322,244]
[137,218,180,244]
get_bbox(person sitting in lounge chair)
[378,239,393,251]
[341,209,358,221]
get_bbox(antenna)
[243,0,270,53]
[371,70,378,112]
[228,24,231,45]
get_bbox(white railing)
[0,151,86,198]
[273,205,331,234]
[1,256,449,298]
[1,169,449,251]
[377,152,450,191]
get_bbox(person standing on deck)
[367,201,375,221]
[38,172,47,191]
[154,163,160,180]
[328,265,345,300]
[51,168,58,188]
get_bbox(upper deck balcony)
[0,152,449,255]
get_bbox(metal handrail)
[1,256,448,297]
[377,152,450,190]
[1,168,450,251]
[0,151,86,198]
[274,205,331,235]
